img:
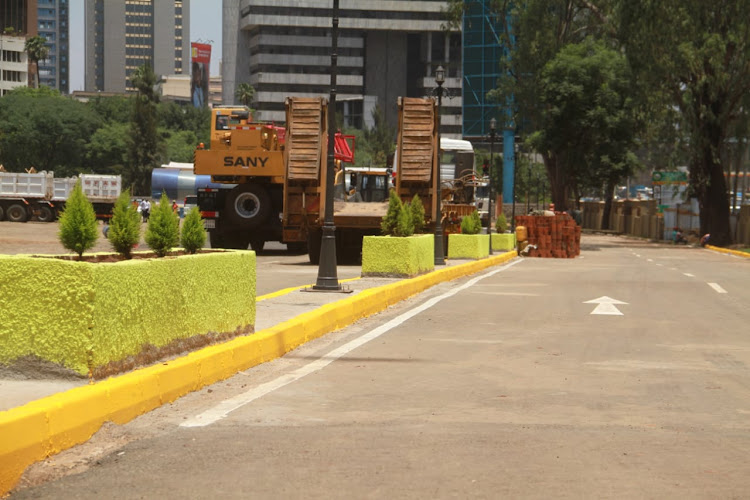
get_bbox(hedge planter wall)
[0,251,256,377]
[448,234,490,260]
[361,234,434,278]
[491,233,517,251]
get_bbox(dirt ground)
[0,220,151,256]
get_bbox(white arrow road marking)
[708,282,727,294]
[684,273,695,277]
[584,296,628,316]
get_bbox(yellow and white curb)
[0,251,515,494]
[705,244,750,259]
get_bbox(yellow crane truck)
[193,96,442,263]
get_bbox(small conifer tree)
[381,189,402,235]
[496,212,508,233]
[58,180,98,259]
[409,194,426,233]
[108,189,141,258]
[145,192,180,257]
[460,210,482,234]
[181,206,207,254]
[393,201,415,237]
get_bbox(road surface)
[10,235,750,498]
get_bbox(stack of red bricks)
[515,213,581,258]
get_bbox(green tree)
[86,122,129,175]
[127,63,161,196]
[181,206,207,254]
[235,82,256,108]
[108,189,141,259]
[393,202,415,237]
[409,193,426,233]
[460,210,482,235]
[162,129,200,163]
[58,181,98,259]
[145,192,180,257]
[381,189,402,235]
[531,39,640,226]
[618,0,750,245]
[25,35,49,89]
[0,88,99,174]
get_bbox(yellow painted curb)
[0,251,516,495]
[705,245,750,259]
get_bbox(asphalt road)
[10,235,750,499]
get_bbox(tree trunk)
[542,152,568,211]
[696,130,732,246]
[601,179,615,230]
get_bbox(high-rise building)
[37,0,69,93]
[222,0,462,137]
[0,0,36,91]
[84,0,190,93]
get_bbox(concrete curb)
[0,251,516,494]
[705,245,750,259]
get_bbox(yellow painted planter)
[0,251,256,376]
[448,233,490,260]
[491,233,517,251]
[361,234,434,277]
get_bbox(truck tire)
[0,205,4,221]
[225,184,271,229]
[36,205,54,222]
[249,238,265,253]
[6,204,28,223]
[307,229,322,265]
[209,231,226,249]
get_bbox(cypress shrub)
[460,210,482,234]
[393,201,415,237]
[496,212,508,233]
[108,189,141,259]
[381,189,402,235]
[409,193,426,233]
[181,206,207,254]
[145,192,180,257]
[58,180,98,259]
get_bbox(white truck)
[0,171,122,223]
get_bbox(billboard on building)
[191,42,211,107]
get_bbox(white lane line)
[656,263,663,267]
[181,259,523,428]
[684,273,695,277]
[708,282,728,294]
[647,259,654,262]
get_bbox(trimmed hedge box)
[0,251,256,376]
[448,234,490,260]
[361,234,434,278]
[491,233,517,251]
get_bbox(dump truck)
[0,171,121,223]
[194,97,443,263]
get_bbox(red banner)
[191,42,211,107]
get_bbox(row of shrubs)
[380,190,508,237]
[58,181,207,260]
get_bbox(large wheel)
[307,229,322,265]
[6,204,28,223]
[36,205,54,222]
[225,184,271,229]
[0,205,4,221]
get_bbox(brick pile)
[515,213,581,258]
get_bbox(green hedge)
[448,234,490,260]
[362,234,434,277]
[0,251,256,375]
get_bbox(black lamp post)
[488,117,496,255]
[511,141,518,231]
[434,65,446,265]
[313,0,342,291]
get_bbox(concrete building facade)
[0,34,29,95]
[37,0,69,93]
[84,0,191,93]
[222,0,462,137]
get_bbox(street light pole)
[433,66,446,266]
[488,117,496,255]
[313,0,341,291]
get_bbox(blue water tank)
[150,168,233,201]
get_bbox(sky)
[68,0,223,92]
